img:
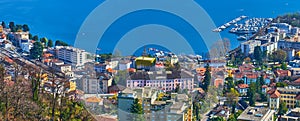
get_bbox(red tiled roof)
[267,88,276,94]
[296,94,300,100]
[238,84,249,89]
[275,70,291,77]
[294,78,300,83]
[262,85,268,88]
[270,90,280,98]
[239,64,255,72]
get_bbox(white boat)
[237,36,247,41]
[212,28,222,32]
[220,26,226,29]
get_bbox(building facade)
[55,46,88,67]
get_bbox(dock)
[212,15,247,32]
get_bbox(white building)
[20,39,33,52]
[55,46,88,68]
[260,42,277,54]
[126,70,194,92]
[118,60,132,70]
[241,40,261,56]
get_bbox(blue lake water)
[0,0,299,55]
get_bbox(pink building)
[126,70,194,92]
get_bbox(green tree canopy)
[276,82,287,88]
[55,40,69,46]
[22,24,30,32]
[40,37,48,46]
[48,39,54,48]
[1,21,6,28]
[202,63,211,92]
[254,46,262,64]
[33,35,39,41]
[248,82,256,106]
[271,49,287,63]
[130,98,144,121]
[278,101,288,115]
[30,42,44,59]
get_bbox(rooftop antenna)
[142,46,147,57]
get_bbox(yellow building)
[69,81,76,92]
[0,25,3,33]
[135,56,156,71]
[268,87,300,109]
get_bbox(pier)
[213,15,247,32]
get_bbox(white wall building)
[118,60,132,70]
[241,40,261,56]
[126,70,194,92]
[260,42,277,54]
[55,46,88,67]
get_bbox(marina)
[212,15,247,32]
[229,18,273,35]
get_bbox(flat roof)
[135,56,156,62]
[237,107,274,121]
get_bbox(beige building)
[237,107,275,121]
[267,87,300,109]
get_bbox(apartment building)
[126,70,194,92]
[267,86,300,109]
[55,46,88,67]
[241,40,261,56]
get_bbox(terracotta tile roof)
[85,96,102,103]
[128,68,136,72]
[287,78,300,86]
[4,57,13,63]
[275,70,291,77]
[296,94,300,100]
[239,64,255,72]
[108,85,125,94]
[270,90,280,98]
[238,84,249,89]
[234,72,260,79]
[294,78,300,83]
[107,68,116,73]
[96,115,117,121]
[196,68,206,76]
[267,88,276,94]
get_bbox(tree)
[9,22,15,30]
[278,101,288,116]
[174,83,181,93]
[276,82,287,87]
[244,57,251,64]
[9,22,16,32]
[55,40,68,46]
[202,63,211,92]
[30,42,44,59]
[211,116,225,121]
[1,21,6,28]
[129,98,144,121]
[254,46,262,65]
[193,102,201,121]
[33,35,39,41]
[22,24,30,32]
[48,39,54,48]
[226,88,239,113]
[40,37,48,46]
[248,82,256,106]
[16,24,23,32]
[114,70,128,86]
[281,63,288,70]
[271,49,287,63]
